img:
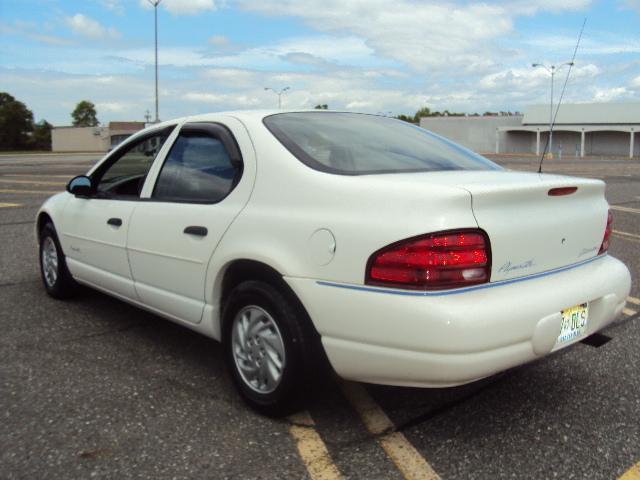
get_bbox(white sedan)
[36,111,631,415]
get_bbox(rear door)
[60,126,174,298]
[127,118,254,324]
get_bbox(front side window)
[153,128,240,203]
[264,112,502,175]
[95,127,173,198]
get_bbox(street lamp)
[264,87,290,109]
[148,0,162,123]
[532,61,574,158]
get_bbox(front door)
[60,126,174,299]
[127,119,253,324]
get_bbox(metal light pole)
[532,62,573,157]
[264,87,290,109]
[148,0,162,123]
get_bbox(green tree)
[395,114,415,123]
[314,104,328,109]
[412,107,431,123]
[31,120,53,150]
[0,92,34,150]
[72,100,99,127]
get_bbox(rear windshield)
[263,112,501,175]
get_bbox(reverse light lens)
[598,210,613,255]
[366,230,491,290]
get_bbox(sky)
[1,0,639,125]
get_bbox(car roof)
[163,109,372,125]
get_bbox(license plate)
[556,303,589,345]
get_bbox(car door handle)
[107,217,123,227]
[183,226,208,237]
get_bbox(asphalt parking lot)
[1,152,638,480]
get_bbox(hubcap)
[231,305,285,394]
[41,236,58,288]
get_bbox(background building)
[420,103,639,158]
[52,121,146,152]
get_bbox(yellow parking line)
[619,460,640,480]
[623,307,637,316]
[0,179,67,186]
[611,205,640,215]
[288,411,342,480]
[627,296,640,306]
[0,188,61,195]
[341,382,440,480]
[0,202,22,208]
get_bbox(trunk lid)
[422,171,608,282]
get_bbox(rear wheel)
[39,222,78,299]
[223,280,318,416]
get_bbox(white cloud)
[96,101,130,113]
[525,34,640,56]
[209,35,229,46]
[3,0,639,124]
[0,20,75,45]
[139,0,216,15]
[110,35,382,71]
[238,0,510,72]
[620,0,640,14]
[65,14,120,40]
[593,87,630,102]
[505,0,590,15]
[237,0,593,73]
[98,0,124,14]
[183,91,261,107]
[479,64,600,91]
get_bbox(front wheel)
[39,222,78,299]
[222,280,319,416]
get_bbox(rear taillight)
[598,210,612,255]
[366,229,491,290]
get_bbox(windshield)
[263,112,502,175]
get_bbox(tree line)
[395,107,521,124]
[0,92,99,151]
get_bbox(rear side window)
[153,126,241,203]
[263,112,501,175]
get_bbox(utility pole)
[148,0,162,123]
[264,87,290,109]
[532,61,573,158]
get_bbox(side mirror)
[66,175,93,197]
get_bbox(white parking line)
[341,382,440,480]
[611,205,640,215]
[0,202,22,208]
[623,307,638,316]
[288,411,342,480]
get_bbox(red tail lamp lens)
[599,210,612,255]
[548,187,578,196]
[366,230,491,290]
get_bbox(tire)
[39,222,78,299]
[222,280,319,416]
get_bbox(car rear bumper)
[285,254,631,387]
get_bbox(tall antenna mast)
[537,17,587,173]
